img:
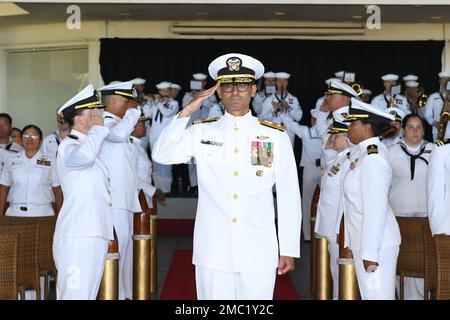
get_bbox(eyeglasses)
[22,134,40,140]
[220,83,251,93]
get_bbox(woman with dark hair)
[342,98,401,300]
[0,124,62,217]
[10,127,22,145]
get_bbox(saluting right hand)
[179,84,219,118]
[88,108,104,128]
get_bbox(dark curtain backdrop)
[100,38,444,125]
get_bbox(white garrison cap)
[347,98,395,122]
[275,72,290,79]
[310,109,318,118]
[405,81,419,88]
[325,78,342,86]
[193,73,207,81]
[403,74,418,82]
[334,71,345,79]
[170,83,182,90]
[99,80,137,99]
[381,74,399,81]
[57,84,102,119]
[208,53,264,82]
[438,71,450,78]
[326,79,358,98]
[132,78,146,85]
[263,71,276,78]
[156,81,172,90]
[362,89,372,95]
[386,107,406,122]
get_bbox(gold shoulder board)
[367,144,378,155]
[435,140,444,147]
[68,134,79,140]
[192,117,220,125]
[258,118,285,132]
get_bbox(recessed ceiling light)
[274,11,285,16]
[196,12,208,16]
[430,16,442,20]
[352,15,363,19]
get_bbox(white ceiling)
[0,3,450,27]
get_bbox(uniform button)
[108,203,112,207]
[233,171,238,177]
[234,127,239,133]
[234,148,239,154]
[233,193,238,199]
[232,218,237,224]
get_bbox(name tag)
[37,159,51,166]
[200,139,223,147]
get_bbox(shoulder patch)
[367,144,378,155]
[67,134,79,140]
[258,118,285,132]
[192,117,220,125]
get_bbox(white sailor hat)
[438,71,450,78]
[156,81,172,90]
[325,79,358,98]
[132,78,146,85]
[192,73,207,81]
[99,80,138,100]
[325,78,342,86]
[170,83,182,90]
[263,71,276,78]
[334,71,345,79]
[381,74,399,81]
[403,74,418,82]
[275,72,290,79]
[310,109,318,118]
[386,107,406,122]
[346,98,395,122]
[208,53,264,83]
[405,81,419,88]
[57,84,103,120]
[361,89,372,95]
[108,80,121,86]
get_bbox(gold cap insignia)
[227,57,241,72]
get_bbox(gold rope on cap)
[346,114,369,120]
[216,74,256,83]
[114,90,134,98]
[329,127,348,133]
[74,100,102,110]
[325,89,343,95]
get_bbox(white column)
[0,49,7,113]
[88,40,104,88]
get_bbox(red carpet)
[160,249,299,300]
[158,219,195,235]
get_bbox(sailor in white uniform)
[53,84,113,300]
[252,71,276,116]
[371,74,410,115]
[342,98,401,300]
[41,114,71,157]
[280,109,322,241]
[98,80,142,300]
[152,53,301,300]
[0,113,23,153]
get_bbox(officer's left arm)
[158,100,179,117]
[360,154,392,263]
[287,97,302,122]
[274,132,302,259]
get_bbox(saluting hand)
[277,256,295,275]
[179,84,219,118]
[88,109,104,128]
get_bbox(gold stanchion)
[310,185,320,295]
[338,218,360,300]
[150,198,158,294]
[97,229,119,300]
[133,190,151,300]
[315,234,332,300]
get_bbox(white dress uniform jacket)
[388,141,433,217]
[371,93,410,115]
[0,150,59,217]
[41,131,62,157]
[260,92,303,146]
[343,137,401,262]
[427,140,450,235]
[422,92,450,141]
[152,111,301,272]
[147,98,180,150]
[0,142,23,153]
[130,136,156,207]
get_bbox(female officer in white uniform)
[315,118,351,299]
[388,114,433,300]
[343,98,401,300]
[0,124,62,216]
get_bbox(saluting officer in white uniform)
[260,72,303,146]
[153,53,301,300]
[41,114,70,157]
[315,118,351,300]
[0,125,62,217]
[53,84,113,300]
[422,71,450,141]
[280,109,322,241]
[382,107,406,147]
[98,80,142,300]
[343,98,401,300]
[252,71,276,116]
[427,137,450,235]
[314,78,341,114]
[371,74,410,115]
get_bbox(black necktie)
[399,144,428,180]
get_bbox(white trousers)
[152,160,172,193]
[301,166,322,241]
[326,236,339,299]
[353,246,399,300]
[396,276,424,300]
[195,266,276,300]
[188,162,198,188]
[53,237,108,300]
[113,209,133,300]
